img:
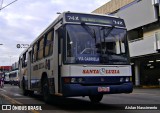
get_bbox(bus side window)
[22,52,27,67]
[38,37,44,60]
[19,56,23,67]
[31,49,33,63]
[33,43,38,62]
[45,30,54,57]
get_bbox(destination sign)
[65,13,125,27]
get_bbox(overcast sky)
[0,0,110,66]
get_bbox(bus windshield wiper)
[81,23,96,41]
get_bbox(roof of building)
[92,0,135,14]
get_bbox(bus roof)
[9,70,19,74]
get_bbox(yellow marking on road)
[31,110,40,113]
[0,93,22,104]
[0,93,40,113]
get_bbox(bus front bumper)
[62,82,133,97]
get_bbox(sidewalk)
[134,85,160,89]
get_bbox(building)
[0,66,12,72]
[11,62,18,71]
[93,0,160,86]
[93,0,135,14]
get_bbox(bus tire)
[42,77,51,103]
[89,94,103,103]
[22,78,28,96]
[29,90,34,96]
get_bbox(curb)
[134,86,160,89]
[142,86,160,89]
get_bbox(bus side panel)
[30,56,55,94]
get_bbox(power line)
[0,0,18,11]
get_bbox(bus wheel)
[29,91,34,96]
[89,94,103,103]
[22,79,28,96]
[42,78,51,103]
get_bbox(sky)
[0,0,110,66]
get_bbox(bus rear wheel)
[22,79,29,96]
[42,78,51,103]
[89,94,103,103]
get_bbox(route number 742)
[67,16,79,21]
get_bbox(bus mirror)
[121,42,125,53]
[116,41,120,54]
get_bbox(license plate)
[98,87,110,92]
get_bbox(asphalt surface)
[0,84,160,113]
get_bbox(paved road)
[0,84,160,113]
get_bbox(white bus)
[19,12,133,103]
[4,72,10,84]
[9,70,19,85]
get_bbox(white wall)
[129,28,160,57]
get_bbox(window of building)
[155,32,160,51]
[158,4,160,17]
[128,27,143,41]
[45,31,53,57]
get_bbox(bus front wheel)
[42,78,51,103]
[89,94,103,103]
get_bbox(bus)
[0,72,4,87]
[19,12,133,103]
[9,70,19,86]
[4,72,10,84]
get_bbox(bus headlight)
[120,78,124,82]
[63,77,84,84]
[125,77,129,82]
[78,78,84,83]
[71,78,76,83]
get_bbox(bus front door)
[27,50,32,90]
[54,25,63,95]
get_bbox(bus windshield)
[65,24,129,64]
